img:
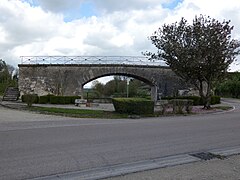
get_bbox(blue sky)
[23,0,183,21]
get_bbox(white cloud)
[0,0,239,72]
[26,0,84,12]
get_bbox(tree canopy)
[0,59,18,95]
[146,15,240,108]
[215,72,240,98]
[91,76,149,98]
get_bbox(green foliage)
[112,98,154,115]
[38,94,54,104]
[83,89,100,99]
[162,96,200,105]
[210,96,221,105]
[0,60,18,95]
[22,94,39,107]
[30,106,128,119]
[23,94,80,105]
[215,72,240,98]
[49,96,80,104]
[162,96,220,105]
[49,96,64,104]
[169,99,193,114]
[91,76,150,98]
[146,15,240,109]
[91,80,105,97]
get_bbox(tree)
[91,80,105,97]
[215,72,240,98]
[146,15,240,109]
[0,59,18,94]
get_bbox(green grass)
[30,106,129,119]
[214,106,233,111]
[27,105,233,119]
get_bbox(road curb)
[31,146,240,180]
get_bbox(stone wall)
[18,64,188,100]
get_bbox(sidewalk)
[106,154,240,180]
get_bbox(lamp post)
[126,78,130,98]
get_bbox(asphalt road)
[0,99,240,180]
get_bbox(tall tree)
[146,15,240,109]
[91,80,105,97]
[0,60,18,94]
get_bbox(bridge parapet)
[20,56,166,66]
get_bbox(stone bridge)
[18,56,187,101]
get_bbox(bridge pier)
[77,85,84,99]
[151,85,158,103]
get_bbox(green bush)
[70,96,81,104]
[22,94,39,103]
[49,96,80,104]
[162,96,220,105]
[39,95,49,104]
[50,96,64,104]
[112,98,154,115]
[210,96,221,105]
[22,94,39,107]
[162,96,200,106]
[169,99,193,114]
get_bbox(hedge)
[49,96,80,104]
[210,96,221,105]
[22,94,39,104]
[21,94,39,107]
[169,99,193,114]
[38,94,55,104]
[22,95,80,104]
[112,98,154,115]
[162,96,220,105]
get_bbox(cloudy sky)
[0,0,240,71]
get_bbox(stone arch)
[80,72,157,101]
[78,66,158,101]
[18,64,185,102]
[82,73,154,87]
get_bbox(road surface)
[0,99,240,179]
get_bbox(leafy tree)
[104,77,126,97]
[215,72,240,98]
[91,80,105,97]
[91,76,150,98]
[146,15,240,109]
[0,59,18,94]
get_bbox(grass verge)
[214,106,233,111]
[30,106,129,119]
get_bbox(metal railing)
[20,56,166,66]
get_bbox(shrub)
[169,99,193,114]
[49,96,80,104]
[70,96,81,104]
[64,96,72,104]
[162,96,220,105]
[210,96,221,105]
[112,98,154,115]
[39,95,49,104]
[50,96,64,104]
[22,94,39,107]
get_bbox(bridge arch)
[82,73,154,87]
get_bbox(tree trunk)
[198,81,212,109]
[203,81,212,109]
